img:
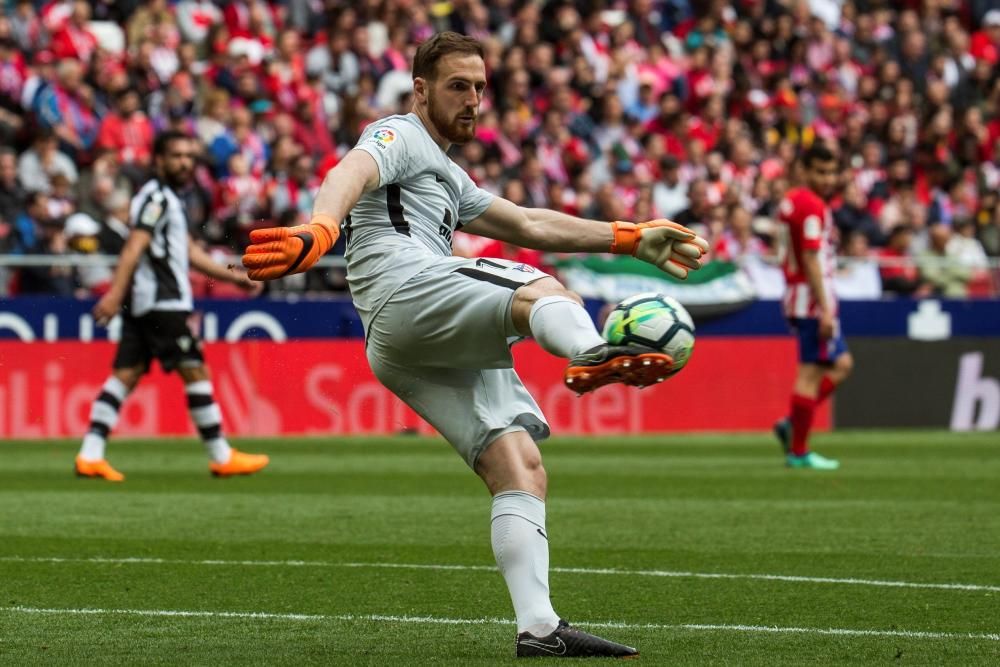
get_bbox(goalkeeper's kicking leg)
[511,277,675,394]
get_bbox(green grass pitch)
[1,432,998,665]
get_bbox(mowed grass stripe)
[3,492,996,563]
[4,606,998,643]
[4,555,999,593]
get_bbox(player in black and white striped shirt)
[76,130,269,481]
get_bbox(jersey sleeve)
[353,121,413,187]
[456,169,494,225]
[781,192,824,251]
[133,189,168,233]
[798,196,825,251]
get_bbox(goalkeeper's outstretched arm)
[312,150,381,223]
[242,150,380,280]
[462,197,710,279]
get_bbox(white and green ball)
[601,293,696,375]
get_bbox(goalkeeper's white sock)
[491,491,560,637]
[529,296,605,359]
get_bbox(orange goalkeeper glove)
[610,219,710,279]
[242,214,339,280]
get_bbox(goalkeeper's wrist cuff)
[310,213,339,235]
[308,214,340,251]
[610,221,640,255]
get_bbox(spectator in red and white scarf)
[50,1,97,64]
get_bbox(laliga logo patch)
[512,263,535,273]
[804,214,822,240]
[371,128,396,151]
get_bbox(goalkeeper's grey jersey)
[128,178,192,316]
[345,113,494,328]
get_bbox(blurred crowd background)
[1,0,999,299]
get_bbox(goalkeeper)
[243,32,707,659]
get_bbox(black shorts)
[113,310,204,373]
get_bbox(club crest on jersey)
[139,193,165,227]
[804,214,822,239]
[370,128,396,151]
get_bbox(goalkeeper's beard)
[428,90,477,145]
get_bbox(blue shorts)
[789,318,848,366]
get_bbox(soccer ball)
[601,293,696,375]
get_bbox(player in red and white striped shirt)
[773,144,855,470]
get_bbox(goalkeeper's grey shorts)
[365,256,552,468]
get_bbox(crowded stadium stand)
[0,0,998,300]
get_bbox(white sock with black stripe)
[491,491,560,637]
[185,380,232,463]
[528,296,606,359]
[79,377,130,461]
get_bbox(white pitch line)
[3,555,999,594]
[344,562,1000,594]
[2,606,998,642]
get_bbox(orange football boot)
[75,456,125,482]
[209,449,270,477]
[564,343,674,394]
